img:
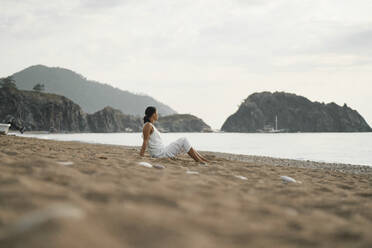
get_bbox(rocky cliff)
[87,107,142,133]
[221,92,371,133]
[156,114,212,132]
[0,88,211,133]
[0,87,89,132]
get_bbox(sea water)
[17,132,372,166]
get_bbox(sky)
[1,0,372,129]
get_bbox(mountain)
[0,88,210,133]
[156,114,212,132]
[221,91,371,133]
[11,65,177,116]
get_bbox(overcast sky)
[1,0,372,129]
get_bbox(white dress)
[142,122,192,158]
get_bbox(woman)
[139,106,209,164]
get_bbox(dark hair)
[144,106,157,123]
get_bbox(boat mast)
[275,115,278,131]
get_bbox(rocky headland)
[156,114,212,132]
[221,91,371,133]
[0,88,211,133]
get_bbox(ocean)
[17,132,372,166]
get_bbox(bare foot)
[199,161,208,166]
[200,157,210,163]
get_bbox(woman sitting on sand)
[139,106,209,164]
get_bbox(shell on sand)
[280,176,297,183]
[153,164,165,169]
[234,175,248,180]
[57,161,74,166]
[138,162,153,168]
[186,170,199,175]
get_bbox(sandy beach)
[0,135,371,248]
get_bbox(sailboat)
[257,115,286,133]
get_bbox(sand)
[0,135,371,248]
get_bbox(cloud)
[326,28,372,55]
[79,0,124,9]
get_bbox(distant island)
[11,65,176,117]
[0,87,212,133]
[156,114,212,132]
[221,91,371,133]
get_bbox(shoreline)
[200,150,372,175]
[10,130,372,134]
[10,133,372,174]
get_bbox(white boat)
[257,126,285,133]
[257,115,287,133]
[0,123,11,135]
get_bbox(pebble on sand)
[153,164,165,169]
[234,175,248,180]
[57,161,74,166]
[280,176,297,183]
[138,162,153,168]
[186,170,199,175]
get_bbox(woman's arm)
[139,124,152,156]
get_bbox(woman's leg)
[194,149,209,162]
[187,147,201,162]
[187,147,209,163]
[180,137,209,163]
[164,137,209,163]
[164,137,192,158]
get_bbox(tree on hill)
[0,76,17,89]
[33,83,45,92]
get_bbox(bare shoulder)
[143,122,154,134]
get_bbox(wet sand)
[0,135,371,248]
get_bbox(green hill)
[11,65,177,116]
